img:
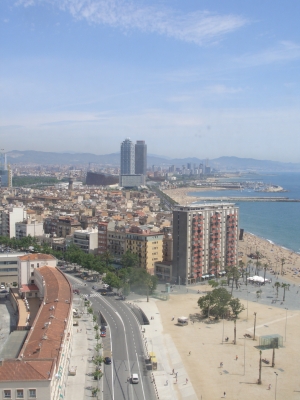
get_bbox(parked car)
[104,357,111,365]
[100,331,106,337]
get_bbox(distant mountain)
[7,150,300,172]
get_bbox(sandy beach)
[239,233,300,283]
[162,187,224,204]
[155,288,300,400]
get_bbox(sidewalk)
[65,296,100,400]
[131,298,199,400]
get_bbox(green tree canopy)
[121,250,139,268]
[198,287,244,320]
[102,271,121,290]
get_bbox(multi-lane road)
[67,274,156,400]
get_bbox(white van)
[131,373,139,384]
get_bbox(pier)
[193,197,300,202]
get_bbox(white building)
[18,253,57,287]
[16,220,44,239]
[73,228,98,254]
[0,252,26,286]
[1,207,27,238]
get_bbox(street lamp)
[274,372,278,400]
[253,312,257,340]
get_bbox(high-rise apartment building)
[172,203,239,284]
[120,138,135,175]
[135,140,147,175]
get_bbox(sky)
[1,0,300,162]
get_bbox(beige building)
[125,226,163,274]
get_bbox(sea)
[190,172,300,254]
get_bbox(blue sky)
[1,0,300,162]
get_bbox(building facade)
[73,228,98,254]
[16,220,44,239]
[0,265,73,400]
[1,207,27,238]
[135,140,147,175]
[120,138,135,175]
[172,203,239,284]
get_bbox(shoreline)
[162,187,299,255]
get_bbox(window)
[3,390,11,398]
[28,389,36,398]
[16,389,24,398]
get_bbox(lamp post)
[285,308,288,342]
[274,372,278,400]
[253,312,257,340]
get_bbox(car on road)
[104,357,111,365]
[131,373,139,384]
[101,292,107,296]
[100,331,106,337]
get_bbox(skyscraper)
[135,140,147,175]
[172,203,239,285]
[120,138,135,175]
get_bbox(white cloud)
[237,41,300,67]
[15,0,247,45]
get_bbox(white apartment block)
[1,207,27,238]
[16,220,44,239]
[73,228,98,254]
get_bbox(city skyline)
[1,1,300,162]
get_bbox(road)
[67,274,155,400]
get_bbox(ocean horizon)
[190,172,300,254]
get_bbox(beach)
[238,233,300,283]
[154,288,300,400]
[162,187,225,204]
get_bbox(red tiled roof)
[0,360,54,381]
[18,253,56,262]
[0,267,72,382]
[21,266,72,360]
[21,284,39,292]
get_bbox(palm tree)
[213,258,220,281]
[274,282,281,298]
[281,283,290,301]
[255,251,260,275]
[280,258,285,275]
[238,260,246,282]
[263,263,268,284]
[255,261,261,276]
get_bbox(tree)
[100,251,113,269]
[281,283,290,301]
[229,297,245,318]
[197,287,231,319]
[238,260,246,282]
[121,250,139,269]
[208,279,219,289]
[263,263,268,284]
[274,282,281,298]
[255,251,261,275]
[280,258,285,275]
[102,271,121,290]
